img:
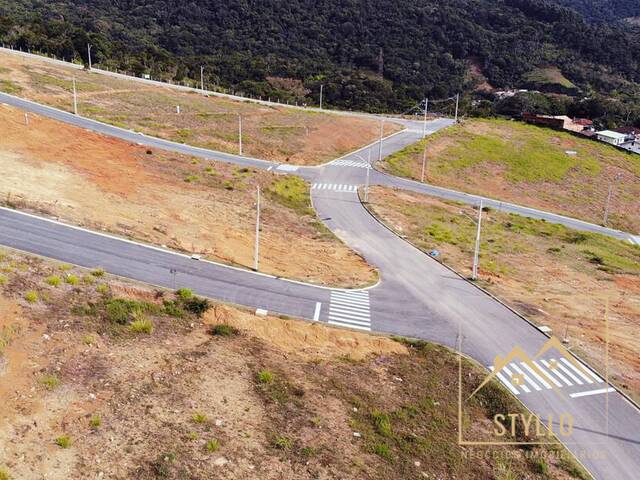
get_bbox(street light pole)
[420,143,427,183]
[422,98,428,138]
[319,84,324,109]
[87,44,92,70]
[603,173,623,226]
[365,149,372,202]
[378,119,384,162]
[72,78,78,115]
[454,93,460,123]
[200,65,205,95]
[254,185,261,271]
[238,114,243,155]
[472,199,483,281]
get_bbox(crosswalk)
[328,290,371,331]
[330,159,370,169]
[312,183,358,193]
[489,357,608,397]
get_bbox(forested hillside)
[0,0,639,119]
[550,0,640,23]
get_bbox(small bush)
[91,268,106,277]
[24,291,38,303]
[83,335,96,346]
[0,467,10,480]
[89,415,102,429]
[46,275,61,287]
[176,288,193,300]
[273,435,292,450]
[82,275,95,285]
[192,413,208,424]
[55,435,71,448]
[163,300,184,318]
[39,374,60,390]
[371,410,393,437]
[0,276,6,286]
[205,439,220,452]
[129,317,154,334]
[209,324,239,337]
[183,296,211,317]
[370,442,392,460]
[257,370,274,384]
[105,298,155,324]
[65,274,79,285]
[59,264,72,271]
[96,284,110,295]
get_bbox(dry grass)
[0,248,588,479]
[0,51,401,166]
[367,186,640,402]
[0,103,377,288]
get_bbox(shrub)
[96,284,110,295]
[257,370,274,384]
[83,335,96,346]
[0,467,10,480]
[24,291,38,303]
[46,275,61,287]
[209,324,239,337]
[59,264,72,271]
[183,296,211,317]
[0,276,6,286]
[371,410,392,437]
[105,298,155,324]
[129,317,154,334]
[89,415,102,429]
[176,288,193,300]
[273,435,292,450]
[162,300,184,318]
[65,274,79,285]
[192,413,207,424]
[55,435,71,448]
[82,275,95,285]
[39,374,60,390]
[91,268,105,277]
[206,439,220,452]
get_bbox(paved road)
[1,90,640,478]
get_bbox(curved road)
[1,91,639,479]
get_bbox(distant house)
[596,130,628,146]
[522,113,593,133]
[613,127,639,141]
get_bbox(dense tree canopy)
[0,0,639,118]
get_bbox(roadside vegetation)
[366,186,640,401]
[0,51,400,166]
[380,118,640,233]
[0,103,377,288]
[0,247,589,479]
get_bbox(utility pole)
[378,119,384,162]
[454,93,460,123]
[72,78,78,115]
[238,114,243,155]
[87,44,92,70]
[472,199,483,281]
[603,173,623,226]
[365,149,372,202]
[254,185,261,271]
[200,65,205,95]
[422,98,428,138]
[319,84,324,109]
[420,143,427,183]
[24,112,29,126]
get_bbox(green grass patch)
[46,275,61,287]
[0,79,22,94]
[39,374,60,390]
[54,435,71,449]
[267,176,313,215]
[209,324,239,337]
[205,439,220,452]
[24,290,38,303]
[129,316,154,334]
[89,415,102,429]
[522,66,576,89]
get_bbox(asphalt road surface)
[1,84,639,479]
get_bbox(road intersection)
[1,90,639,479]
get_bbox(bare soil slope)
[0,248,588,480]
[0,51,401,165]
[0,104,376,287]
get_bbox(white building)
[596,130,628,146]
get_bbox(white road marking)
[327,290,371,331]
[521,362,554,389]
[502,365,531,393]
[570,387,616,398]
[313,302,322,321]
[554,360,584,385]
[312,184,358,193]
[330,159,369,168]
[541,359,573,386]
[276,164,298,172]
[509,363,542,391]
[490,366,520,395]
[560,358,595,384]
